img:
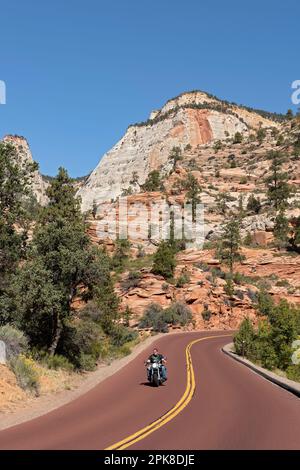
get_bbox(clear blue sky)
[0,0,299,177]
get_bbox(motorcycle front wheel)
[152,371,159,387]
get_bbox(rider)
[146,348,167,382]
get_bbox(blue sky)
[0,0,299,177]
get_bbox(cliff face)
[77,91,279,211]
[2,135,48,205]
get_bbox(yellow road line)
[105,334,231,450]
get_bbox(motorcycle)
[146,360,165,387]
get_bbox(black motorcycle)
[146,360,165,387]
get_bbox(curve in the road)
[106,334,231,450]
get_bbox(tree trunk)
[49,312,62,357]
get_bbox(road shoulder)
[0,333,163,432]
[222,342,300,398]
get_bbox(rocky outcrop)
[77,91,279,211]
[2,135,48,205]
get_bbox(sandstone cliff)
[77,90,280,211]
[2,135,48,205]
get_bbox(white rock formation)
[77,91,278,211]
[2,135,48,205]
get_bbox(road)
[0,331,300,450]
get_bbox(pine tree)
[169,146,182,171]
[217,218,244,274]
[184,174,201,222]
[265,151,292,210]
[273,210,289,248]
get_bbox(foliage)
[110,239,131,271]
[224,278,235,298]
[121,271,141,291]
[175,272,190,288]
[184,174,201,222]
[217,218,244,273]
[152,241,176,279]
[265,151,292,210]
[2,169,120,360]
[142,170,164,192]
[235,300,300,374]
[246,194,261,214]
[286,364,300,382]
[202,306,212,322]
[233,132,243,144]
[0,142,37,299]
[215,191,234,215]
[256,288,274,316]
[43,354,74,371]
[10,355,40,394]
[257,128,266,144]
[139,303,168,332]
[0,325,28,360]
[234,318,255,357]
[109,324,138,347]
[169,146,182,171]
[273,210,289,248]
[163,302,192,326]
[289,216,300,252]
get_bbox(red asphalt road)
[0,331,300,450]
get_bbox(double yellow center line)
[106,334,231,450]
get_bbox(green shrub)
[152,241,176,279]
[58,319,105,369]
[163,302,192,326]
[234,318,255,357]
[121,271,141,291]
[256,288,274,316]
[251,321,278,369]
[233,132,243,144]
[44,354,74,371]
[109,324,138,347]
[10,355,40,395]
[243,232,253,246]
[139,303,168,332]
[74,319,105,359]
[286,364,300,382]
[202,307,212,322]
[142,170,164,192]
[247,194,261,214]
[0,325,28,360]
[78,353,97,371]
[175,273,190,288]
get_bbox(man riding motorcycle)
[145,348,167,382]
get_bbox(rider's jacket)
[148,353,165,364]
